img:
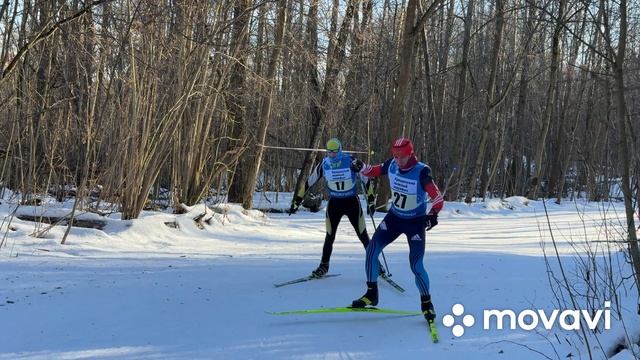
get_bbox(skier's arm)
[421,167,444,215]
[360,158,392,178]
[290,162,323,214]
[298,162,324,197]
[425,182,444,214]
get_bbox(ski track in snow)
[1,196,639,359]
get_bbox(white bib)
[326,168,353,192]
[388,172,419,210]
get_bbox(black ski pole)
[359,180,391,276]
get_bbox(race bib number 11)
[327,168,353,192]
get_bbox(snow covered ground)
[1,194,639,359]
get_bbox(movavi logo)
[443,301,612,337]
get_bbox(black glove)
[366,194,376,216]
[289,196,303,215]
[425,213,438,231]
[351,159,364,172]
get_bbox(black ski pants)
[320,195,370,264]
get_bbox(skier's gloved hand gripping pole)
[425,213,438,231]
[423,164,458,229]
[288,188,305,215]
[353,158,391,277]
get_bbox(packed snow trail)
[1,197,639,359]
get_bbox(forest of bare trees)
[0,0,638,220]
[4,1,640,353]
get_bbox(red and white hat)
[391,138,414,158]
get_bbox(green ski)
[428,319,439,343]
[268,306,423,316]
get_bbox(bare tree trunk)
[342,0,369,146]
[241,0,288,209]
[377,0,444,208]
[290,0,321,202]
[63,2,97,243]
[609,0,640,301]
[434,0,454,161]
[0,0,18,81]
[509,1,535,198]
[464,0,505,203]
[418,2,436,146]
[418,0,451,187]
[447,0,474,201]
[388,0,418,138]
[292,0,357,202]
[528,0,566,199]
[1,0,112,83]
[483,112,506,200]
[327,0,339,62]
[226,0,253,203]
[549,10,585,201]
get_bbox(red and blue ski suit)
[360,155,443,296]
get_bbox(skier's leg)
[345,196,387,274]
[352,214,400,308]
[407,231,430,295]
[313,198,343,276]
[345,196,370,248]
[365,215,399,282]
[406,220,435,321]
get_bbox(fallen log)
[17,214,106,230]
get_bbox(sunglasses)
[327,149,339,154]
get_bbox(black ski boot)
[311,262,329,278]
[421,294,436,322]
[351,282,379,308]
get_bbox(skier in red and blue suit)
[349,138,444,322]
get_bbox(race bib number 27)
[389,175,419,210]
